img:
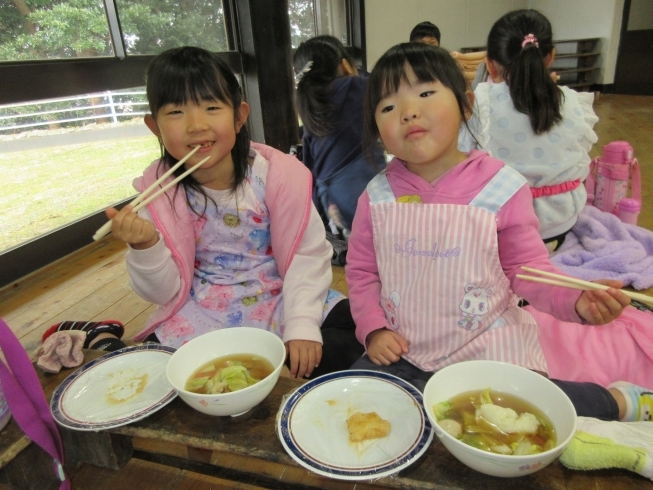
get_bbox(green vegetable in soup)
[511,439,543,455]
[200,361,259,394]
[433,388,556,456]
[185,355,273,394]
[186,376,211,392]
[434,401,453,421]
[479,387,494,407]
[220,363,259,392]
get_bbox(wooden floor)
[1,93,653,360]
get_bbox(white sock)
[608,381,653,422]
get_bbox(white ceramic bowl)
[423,360,577,478]
[166,327,286,416]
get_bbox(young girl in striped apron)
[345,42,650,423]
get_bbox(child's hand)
[286,339,322,378]
[575,279,631,325]
[106,205,158,250]
[366,328,409,366]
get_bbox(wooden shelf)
[552,38,600,90]
[554,67,599,75]
[555,52,600,59]
[460,38,601,91]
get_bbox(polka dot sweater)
[467,82,598,240]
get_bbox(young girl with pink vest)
[346,42,650,422]
[65,47,363,379]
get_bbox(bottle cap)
[618,198,641,212]
[602,141,633,165]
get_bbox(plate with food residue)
[277,370,433,480]
[51,344,177,431]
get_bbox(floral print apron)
[155,158,344,348]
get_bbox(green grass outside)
[0,135,161,251]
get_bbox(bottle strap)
[0,319,70,489]
[630,158,641,202]
[585,157,598,206]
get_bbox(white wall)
[365,0,527,67]
[531,0,624,83]
[364,0,624,84]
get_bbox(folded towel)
[560,416,653,479]
[36,331,86,373]
[551,206,653,289]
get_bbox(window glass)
[316,0,348,45]
[0,0,229,62]
[289,0,316,48]
[115,0,229,55]
[289,0,348,48]
[0,89,159,252]
[0,0,114,61]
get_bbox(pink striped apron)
[368,166,548,373]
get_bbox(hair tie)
[522,34,539,48]
[295,60,313,83]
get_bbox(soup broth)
[434,389,556,456]
[185,353,274,395]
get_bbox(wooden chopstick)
[130,146,201,208]
[130,155,210,213]
[92,150,209,241]
[93,146,201,241]
[517,266,653,305]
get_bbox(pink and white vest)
[368,165,548,373]
[133,142,313,342]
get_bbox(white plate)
[51,344,177,431]
[277,370,433,480]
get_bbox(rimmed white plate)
[277,370,433,480]
[51,344,177,431]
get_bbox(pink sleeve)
[345,191,389,347]
[497,186,583,323]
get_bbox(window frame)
[0,0,364,288]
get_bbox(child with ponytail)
[468,9,598,251]
[293,36,385,245]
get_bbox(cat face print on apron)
[367,166,547,373]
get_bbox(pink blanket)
[528,305,653,389]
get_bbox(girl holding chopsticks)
[345,41,651,422]
[88,46,363,379]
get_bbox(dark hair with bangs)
[409,21,441,44]
[363,42,475,156]
[293,35,356,137]
[487,9,563,134]
[145,46,250,215]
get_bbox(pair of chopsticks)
[517,266,653,305]
[93,146,209,241]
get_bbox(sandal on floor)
[42,320,124,349]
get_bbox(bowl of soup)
[423,360,576,477]
[166,327,286,416]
